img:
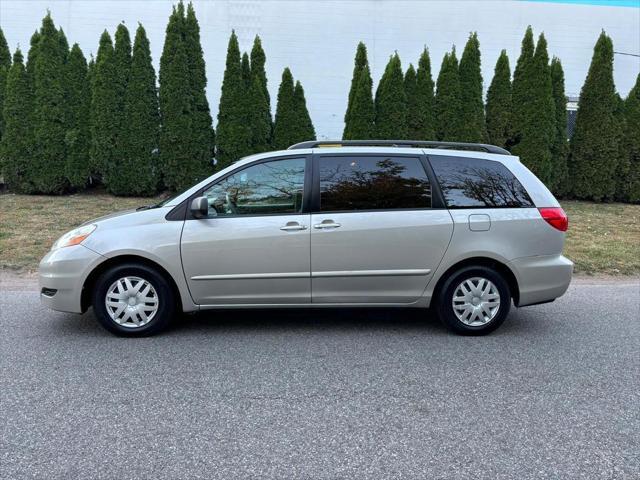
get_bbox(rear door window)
[318,155,432,211]
[429,156,534,208]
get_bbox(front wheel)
[435,266,511,335]
[92,263,175,336]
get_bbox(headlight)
[51,224,97,250]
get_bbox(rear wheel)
[92,263,175,336]
[435,266,511,335]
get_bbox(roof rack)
[287,140,510,155]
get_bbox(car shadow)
[169,307,450,336]
[52,306,449,337]
[50,304,548,338]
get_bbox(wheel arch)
[81,254,184,313]
[430,256,520,307]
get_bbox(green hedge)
[0,7,637,203]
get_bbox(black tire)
[91,263,175,337]
[435,265,511,336]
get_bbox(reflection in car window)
[319,156,431,211]
[429,156,534,208]
[202,158,305,217]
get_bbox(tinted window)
[429,156,534,208]
[202,157,305,217]
[319,156,431,211]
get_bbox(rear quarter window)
[429,156,534,208]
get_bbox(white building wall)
[1,0,639,139]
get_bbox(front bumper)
[39,244,105,313]
[509,254,573,307]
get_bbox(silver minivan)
[39,140,573,336]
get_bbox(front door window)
[202,157,306,217]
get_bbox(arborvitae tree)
[485,50,512,149]
[273,68,297,149]
[159,4,201,190]
[0,49,35,192]
[115,24,161,196]
[110,23,132,187]
[250,36,270,107]
[87,55,95,87]
[458,32,485,142]
[24,30,40,175]
[241,52,251,87]
[404,64,418,140]
[57,28,69,68]
[239,51,253,154]
[0,28,9,70]
[623,74,640,202]
[184,2,215,169]
[113,23,131,101]
[249,35,272,151]
[216,31,252,168]
[613,93,629,201]
[343,47,375,140]
[344,42,371,139]
[511,33,555,185]
[64,44,91,190]
[90,30,118,182]
[344,64,375,139]
[511,26,535,149]
[413,47,436,140]
[346,43,368,117]
[87,54,95,143]
[435,48,462,141]
[568,31,620,200]
[248,75,272,154]
[0,29,9,70]
[31,13,68,193]
[270,74,316,147]
[375,53,407,139]
[293,80,316,143]
[549,57,569,195]
[57,28,70,131]
[26,31,41,82]
[159,3,184,115]
[0,28,11,141]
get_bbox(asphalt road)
[1,279,639,479]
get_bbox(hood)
[81,208,139,226]
[81,205,173,232]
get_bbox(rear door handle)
[313,221,341,229]
[280,222,307,231]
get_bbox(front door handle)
[280,222,307,231]
[313,220,341,229]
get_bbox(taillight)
[538,207,568,232]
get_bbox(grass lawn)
[0,193,638,276]
[0,192,165,273]
[562,200,639,276]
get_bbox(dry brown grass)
[0,192,164,272]
[1,193,638,276]
[562,200,640,276]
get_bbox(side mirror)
[190,197,210,219]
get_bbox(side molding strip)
[312,269,431,278]
[191,269,431,281]
[191,272,310,281]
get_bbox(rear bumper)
[509,254,573,307]
[39,244,104,314]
